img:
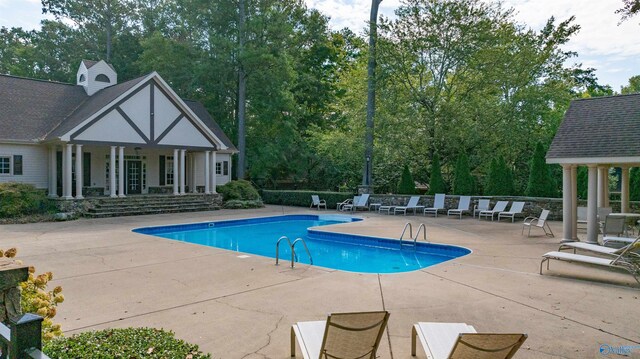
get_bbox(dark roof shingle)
[183,100,237,151]
[547,93,640,160]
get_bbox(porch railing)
[0,313,50,359]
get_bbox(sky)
[1,0,638,90]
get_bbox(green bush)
[44,327,211,359]
[223,199,264,209]
[397,165,416,194]
[485,156,514,196]
[453,153,474,195]
[525,142,558,198]
[216,180,260,201]
[262,190,353,207]
[428,155,446,194]
[0,183,55,218]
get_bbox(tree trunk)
[106,0,113,62]
[363,0,381,188]
[236,0,247,180]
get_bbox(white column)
[561,165,573,242]
[173,149,179,195]
[210,151,217,193]
[604,169,610,208]
[48,146,57,198]
[571,165,578,240]
[180,149,186,195]
[110,146,117,197]
[586,165,599,244]
[204,151,210,194]
[75,144,84,199]
[621,165,630,213]
[63,144,73,200]
[192,154,198,193]
[118,146,125,197]
[597,167,606,208]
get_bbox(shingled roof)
[546,93,640,163]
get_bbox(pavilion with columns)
[0,60,236,198]
[547,93,640,244]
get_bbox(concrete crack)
[241,315,284,359]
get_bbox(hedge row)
[0,183,55,218]
[261,190,354,208]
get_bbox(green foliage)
[397,165,416,194]
[577,166,588,199]
[0,183,55,218]
[44,328,211,359]
[216,180,260,202]
[222,199,264,209]
[453,153,474,195]
[630,167,640,201]
[261,190,353,207]
[525,142,558,198]
[428,155,446,195]
[484,156,514,195]
[621,75,640,95]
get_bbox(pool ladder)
[399,222,427,248]
[275,236,313,267]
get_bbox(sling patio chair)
[424,194,445,217]
[343,194,370,212]
[559,236,640,259]
[473,199,490,218]
[291,311,390,359]
[522,209,554,237]
[478,201,508,221]
[394,196,425,215]
[497,201,525,223]
[540,241,640,284]
[601,215,628,247]
[337,196,358,211]
[447,196,471,219]
[310,195,327,210]
[411,322,527,359]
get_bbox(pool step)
[85,194,222,218]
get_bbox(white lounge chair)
[424,194,445,217]
[447,196,471,219]
[559,237,640,258]
[394,196,425,215]
[411,322,527,359]
[540,242,640,284]
[473,199,490,218]
[497,201,525,223]
[343,194,370,212]
[291,311,390,359]
[522,209,554,237]
[310,195,326,210]
[378,204,395,214]
[337,196,357,211]
[478,201,508,221]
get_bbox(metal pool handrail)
[414,223,427,243]
[275,236,294,267]
[292,238,313,265]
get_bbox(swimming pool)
[133,215,471,273]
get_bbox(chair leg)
[291,327,296,357]
[411,326,417,356]
[540,258,548,274]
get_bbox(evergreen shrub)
[428,155,446,194]
[0,183,55,218]
[397,165,416,194]
[453,153,474,195]
[216,180,261,201]
[525,142,558,197]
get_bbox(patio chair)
[337,196,357,211]
[447,196,471,219]
[473,199,490,218]
[424,194,445,217]
[310,195,326,210]
[394,196,425,215]
[522,209,554,237]
[478,201,508,221]
[343,194,370,212]
[497,201,525,223]
[602,215,626,238]
[291,311,390,359]
[378,204,395,214]
[411,322,527,359]
[577,207,587,231]
[540,242,640,284]
[559,236,640,258]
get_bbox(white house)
[0,60,237,199]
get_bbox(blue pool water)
[133,215,470,273]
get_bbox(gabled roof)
[546,93,640,163]
[183,100,237,152]
[82,59,116,72]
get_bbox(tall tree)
[453,153,474,195]
[363,0,382,189]
[621,75,640,94]
[617,0,640,22]
[237,0,247,180]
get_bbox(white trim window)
[216,161,229,176]
[216,162,222,176]
[166,156,174,185]
[0,156,10,175]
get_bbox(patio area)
[1,206,638,358]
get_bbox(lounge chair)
[394,196,425,215]
[343,194,370,212]
[424,194,445,217]
[540,242,640,284]
[473,199,490,218]
[601,215,626,242]
[522,209,554,237]
[378,204,395,214]
[447,196,471,219]
[291,311,390,359]
[478,201,508,221]
[411,322,527,359]
[559,237,640,258]
[337,196,357,211]
[497,201,525,223]
[310,195,326,210]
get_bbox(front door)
[126,160,142,194]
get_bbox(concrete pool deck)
[1,206,638,358]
